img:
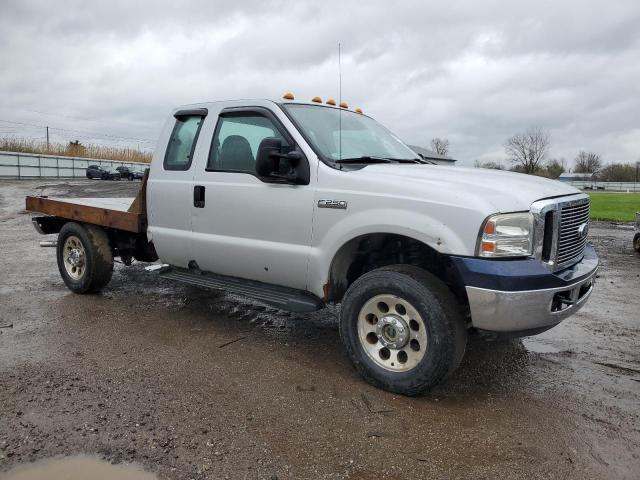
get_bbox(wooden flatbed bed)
[25,170,149,233]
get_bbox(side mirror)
[256,137,282,177]
[256,137,309,185]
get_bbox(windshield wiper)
[335,156,396,164]
[335,156,430,165]
[396,158,429,164]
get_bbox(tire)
[634,233,640,253]
[56,222,114,293]
[340,265,467,396]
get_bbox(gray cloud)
[1,0,639,165]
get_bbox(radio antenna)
[338,42,342,160]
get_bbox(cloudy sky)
[1,0,639,167]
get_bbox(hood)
[358,164,580,213]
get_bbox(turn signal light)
[481,241,496,253]
[483,220,496,235]
[282,92,295,100]
[326,98,336,106]
[311,96,322,103]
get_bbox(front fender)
[307,207,474,298]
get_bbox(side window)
[164,115,204,171]
[207,114,288,173]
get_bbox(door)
[190,109,314,290]
[147,110,206,266]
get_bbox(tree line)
[471,126,640,182]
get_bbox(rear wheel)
[634,233,640,253]
[56,222,113,293]
[340,265,467,396]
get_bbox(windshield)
[282,104,419,162]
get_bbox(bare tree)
[430,137,449,156]
[573,151,602,174]
[504,126,550,174]
[598,163,636,182]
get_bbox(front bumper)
[451,244,598,333]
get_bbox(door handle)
[193,185,205,208]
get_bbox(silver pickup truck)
[26,94,598,395]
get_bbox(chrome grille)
[556,199,590,269]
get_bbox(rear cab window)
[164,113,206,171]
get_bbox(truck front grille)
[556,198,590,269]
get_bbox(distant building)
[408,145,457,165]
[559,172,595,182]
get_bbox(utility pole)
[46,126,50,152]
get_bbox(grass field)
[588,192,640,222]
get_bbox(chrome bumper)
[466,259,598,333]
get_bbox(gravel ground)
[0,179,639,480]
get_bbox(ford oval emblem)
[578,222,589,239]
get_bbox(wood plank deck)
[25,196,144,233]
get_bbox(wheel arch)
[324,232,469,309]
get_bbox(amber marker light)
[282,92,295,100]
[481,241,496,253]
[326,98,336,106]
[484,220,496,235]
[355,107,363,114]
[339,101,349,108]
[311,96,322,103]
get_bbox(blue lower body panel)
[449,245,598,333]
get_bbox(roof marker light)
[311,96,322,103]
[355,107,363,114]
[282,92,295,100]
[326,98,336,106]
[339,101,349,109]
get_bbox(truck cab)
[28,95,598,395]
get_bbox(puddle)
[0,455,158,480]
[522,339,562,354]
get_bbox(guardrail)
[0,151,149,178]
[568,181,640,192]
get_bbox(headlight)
[477,212,534,257]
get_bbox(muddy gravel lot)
[0,178,639,479]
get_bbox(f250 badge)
[318,199,348,210]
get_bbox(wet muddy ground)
[0,178,638,479]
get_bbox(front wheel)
[56,222,114,293]
[340,265,467,396]
[634,233,640,253]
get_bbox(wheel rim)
[63,235,86,280]
[357,294,428,372]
